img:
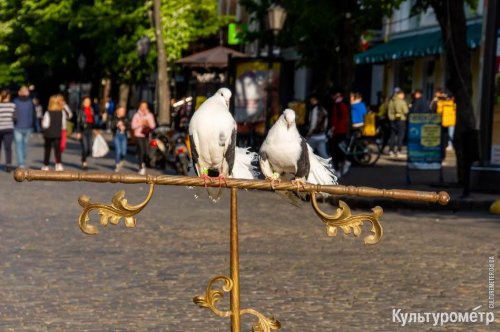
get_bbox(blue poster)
[407,113,442,170]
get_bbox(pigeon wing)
[258,149,275,179]
[189,133,200,176]
[295,136,310,178]
[224,128,237,175]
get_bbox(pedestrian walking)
[350,92,367,129]
[111,106,129,172]
[345,92,369,172]
[105,97,116,132]
[41,95,65,171]
[0,90,15,172]
[92,97,102,129]
[131,101,155,175]
[76,96,95,170]
[306,94,329,159]
[56,94,73,154]
[388,89,409,157]
[409,89,427,113]
[33,98,43,133]
[329,91,349,173]
[13,86,35,168]
[430,88,456,162]
[376,96,391,154]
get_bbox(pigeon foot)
[291,178,307,192]
[216,174,228,187]
[201,174,213,187]
[265,176,281,190]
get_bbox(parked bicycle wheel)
[352,139,381,166]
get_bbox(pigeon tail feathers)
[306,145,338,187]
[232,147,260,179]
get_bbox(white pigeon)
[259,108,337,191]
[188,88,258,191]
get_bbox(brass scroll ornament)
[194,276,281,332]
[310,192,384,245]
[78,183,155,235]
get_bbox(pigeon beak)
[286,122,291,130]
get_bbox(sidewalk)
[336,149,498,212]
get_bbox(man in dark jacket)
[13,86,35,167]
[410,89,427,113]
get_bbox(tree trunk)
[338,14,356,97]
[153,0,171,125]
[100,78,111,117]
[118,83,130,109]
[432,0,477,184]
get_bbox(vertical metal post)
[479,0,499,164]
[230,188,241,332]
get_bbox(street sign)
[407,113,442,170]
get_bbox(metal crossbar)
[14,168,450,331]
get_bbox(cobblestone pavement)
[0,135,499,331]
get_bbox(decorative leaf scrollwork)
[78,183,155,235]
[310,192,383,245]
[193,275,233,318]
[240,308,281,332]
[194,276,281,331]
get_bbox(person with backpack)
[387,89,409,157]
[430,88,456,162]
[41,95,66,171]
[306,94,329,159]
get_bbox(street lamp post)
[136,36,151,103]
[265,2,287,131]
[78,54,86,107]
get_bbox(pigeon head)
[216,88,232,108]
[282,109,296,130]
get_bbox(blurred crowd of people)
[0,85,162,174]
[0,84,454,178]
[303,85,456,176]
[0,86,38,172]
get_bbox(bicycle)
[337,129,382,166]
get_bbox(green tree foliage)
[0,0,226,86]
[240,0,404,94]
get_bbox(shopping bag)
[362,112,377,136]
[60,129,67,153]
[92,133,110,158]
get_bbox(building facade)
[355,0,483,114]
[354,0,500,189]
